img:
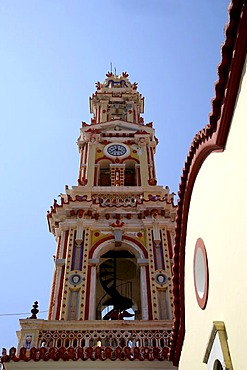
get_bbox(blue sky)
[0,0,229,351]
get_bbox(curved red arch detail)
[89,234,147,258]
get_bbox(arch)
[97,159,112,186]
[123,157,139,164]
[123,159,139,186]
[88,235,149,320]
[95,157,114,164]
[89,235,147,259]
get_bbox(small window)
[98,160,111,186]
[124,160,137,186]
[125,168,136,186]
[193,238,209,309]
[100,169,111,186]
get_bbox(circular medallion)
[155,273,168,285]
[69,274,82,285]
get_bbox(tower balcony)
[5,319,173,362]
[86,184,174,208]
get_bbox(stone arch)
[96,158,112,186]
[91,235,147,260]
[88,235,149,320]
[123,159,138,186]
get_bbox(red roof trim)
[169,1,247,365]
[1,346,169,362]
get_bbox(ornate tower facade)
[1,72,177,370]
[47,72,176,324]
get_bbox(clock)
[105,143,129,157]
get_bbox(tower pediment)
[78,121,156,147]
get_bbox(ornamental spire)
[90,72,143,125]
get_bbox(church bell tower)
[1,72,177,369]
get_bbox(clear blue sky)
[0,0,229,351]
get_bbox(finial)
[133,82,138,90]
[27,301,39,319]
[95,81,101,90]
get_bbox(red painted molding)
[89,234,148,259]
[123,235,148,258]
[89,235,114,258]
[1,345,170,362]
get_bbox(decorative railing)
[37,328,171,350]
[92,193,143,207]
[1,320,173,362]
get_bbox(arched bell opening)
[94,244,142,320]
[123,159,138,186]
[98,159,112,186]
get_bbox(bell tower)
[1,72,177,369]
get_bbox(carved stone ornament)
[70,274,82,285]
[155,273,168,285]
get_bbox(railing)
[92,193,143,207]
[6,319,173,362]
[37,328,171,350]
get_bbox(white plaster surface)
[179,60,247,369]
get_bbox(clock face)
[106,144,127,157]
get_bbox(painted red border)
[193,238,209,310]
[48,235,61,319]
[89,235,148,259]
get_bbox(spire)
[90,72,143,125]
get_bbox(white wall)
[179,59,247,370]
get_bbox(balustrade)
[38,328,171,350]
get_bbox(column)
[138,259,149,320]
